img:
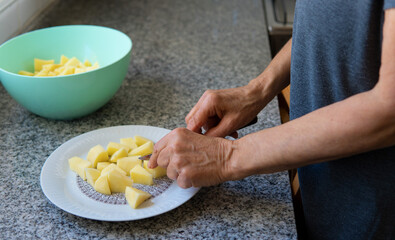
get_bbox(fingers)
[147,132,179,180]
[185,105,199,126]
[176,171,193,189]
[166,160,193,188]
[148,132,172,169]
[147,155,159,169]
[166,161,179,180]
[167,155,194,188]
[150,148,183,184]
[150,143,192,188]
[186,117,202,133]
[151,145,190,186]
[148,128,198,189]
[187,107,211,133]
[186,89,245,138]
[186,91,217,133]
[185,97,205,131]
[185,91,208,123]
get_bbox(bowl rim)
[0,25,132,79]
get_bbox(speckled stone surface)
[0,0,296,239]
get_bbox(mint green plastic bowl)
[0,25,132,120]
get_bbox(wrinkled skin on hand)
[185,85,264,138]
[148,128,235,188]
[149,84,266,188]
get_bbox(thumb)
[187,107,216,133]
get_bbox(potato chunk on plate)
[109,147,128,162]
[85,168,101,187]
[134,135,153,146]
[87,144,109,168]
[143,160,167,178]
[101,163,127,176]
[107,169,133,193]
[97,162,111,171]
[68,156,92,180]
[94,175,111,195]
[117,156,142,175]
[125,186,151,209]
[130,164,153,185]
[128,141,153,157]
[120,137,138,150]
[107,142,131,156]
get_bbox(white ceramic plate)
[40,125,200,221]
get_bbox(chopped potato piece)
[42,63,61,71]
[34,58,54,72]
[107,169,133,193]
[58,66,75,76]
[134,136,153,147]
[54,66,65,75]
[107,142,131,156]
[94,175,111,195]
[87,145,109,168]
[35,69,49,77]
[68,156,92,180]
[68,156,84,173]
[117,156,142,176]
[74,68,86,74]
[83,59,92,67]
[64,57,81,67]
[130,164,153,185]
[60,55,69,65]
[85,168,101,187]
[109,147,128,162]
[129,141,154,157]
[101,163,127,176]
[97,162,111,171]
[143,160,167,178]
[18,70,34,76]
[86,62,99,71]
[120,138,138,150]
[125,186,151,209]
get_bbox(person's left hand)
[148,127,234,188]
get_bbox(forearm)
[247,39,292,104]
[228,87,395,178]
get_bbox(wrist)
[224,131,284,180]
[247,73,278,107]
[223,138,255,181]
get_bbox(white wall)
[0,0,55,44]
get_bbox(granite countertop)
[0,0,296,239]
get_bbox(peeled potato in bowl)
[0,25,132,120]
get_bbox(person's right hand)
[185,83,266,138]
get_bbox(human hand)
[185,84,265,138]
[148,128,234,188]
